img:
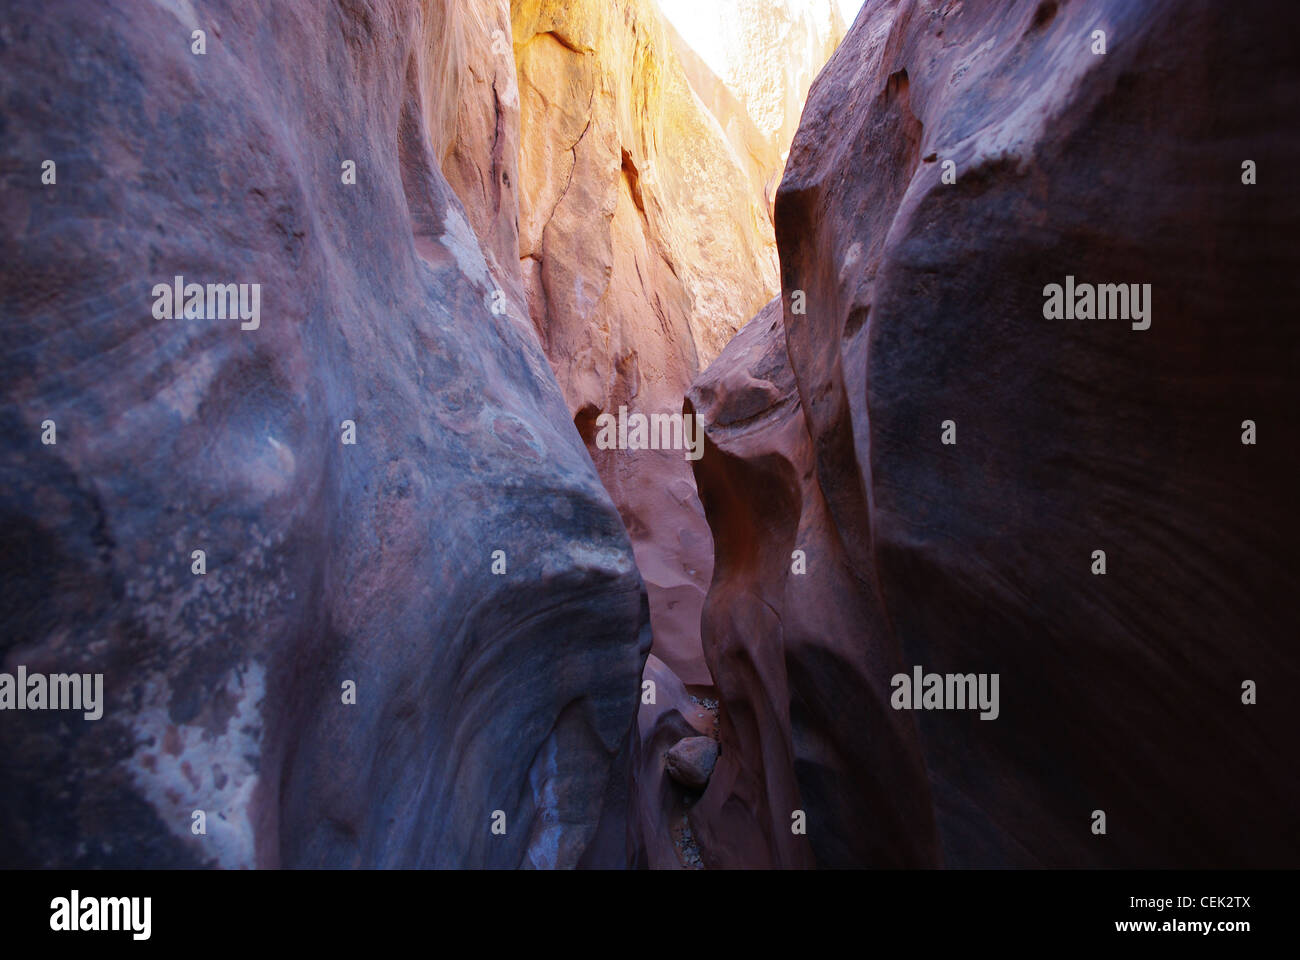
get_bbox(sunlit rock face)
[512,0,783,687]
[693,0,1300,867]
[660,0,846,208]
[0,0,647,868]
[427,0,526,311]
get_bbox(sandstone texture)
[427,0,527,309]
[691,0,1300,867]
[511,0,784,686]
[0,0,647,868]
[687,299,933,867]
[664,736,719,789]
[661,0,846,211]
[6,0,1286,876]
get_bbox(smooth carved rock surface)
[687,299,934,868]
[512,0,782,685]
[696,0,1300,866]
[0,0,648,868]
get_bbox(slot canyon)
[1,0,1296,872]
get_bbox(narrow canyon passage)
[440,0,1300,870]
[2,0,1296,874]
[491,0,850,868]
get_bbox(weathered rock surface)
[661,0,846,210]
[694,0,1300,866]
[427,0,527,309]
[0,0,648,868]
[665,736,719,789]
[512,0,786,685]
[661,18,784,221]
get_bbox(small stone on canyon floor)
[665,736,719,789]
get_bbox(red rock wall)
[512,0,787,686]
[692,0,1300,866]
[427,0,526,310]
[688,299,937,867]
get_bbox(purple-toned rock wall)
[0,0,647,868]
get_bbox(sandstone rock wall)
[426,0,526,308]
[692,0,1300,866]
[661,0,846,210]
[661,18,785,221]
[0,0,647,868]
[511,0,783,686]
[687,299,936,867]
